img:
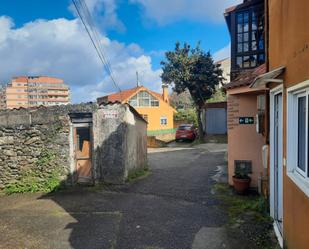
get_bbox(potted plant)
[233,169,251,195]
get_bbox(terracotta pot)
[232,176,251,195]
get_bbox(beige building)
[216,57,231,87]
[0,86,5,110]
[5,76,70,109]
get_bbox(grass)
[213,183,280,249]
[4,149,64,195]
[127,166,150,182]
[4,170,63,194]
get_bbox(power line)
[71,0,122,93]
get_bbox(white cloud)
[69,0,125,33]
[0,16,162,103]
[130,0,242,25]
[213,43,231,62]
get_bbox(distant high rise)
[5,76,70,109]
[0,86,5,110]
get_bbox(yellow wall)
[269,1,309,248]
[124,97,175,131]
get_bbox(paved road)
[0,143,228,249]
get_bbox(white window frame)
[287,80,309,197]
[128,91,160,108]
[160,116,167,125]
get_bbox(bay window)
[235,8,265,70]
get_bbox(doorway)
[270,88,283,237]
[70,113,93,184]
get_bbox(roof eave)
[250,66,285,88]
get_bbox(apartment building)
[5,76,70,109]
[0,86,5,110]
[216,57,231,86]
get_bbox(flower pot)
[232,176,251,195]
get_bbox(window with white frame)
[287,86,309,184]
[128,91,159,107]
[160,116,167,125]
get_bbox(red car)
[175,124,197,142]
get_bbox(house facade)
[224,0,268,189]
[250,0,309,248]
[98,85,176,137]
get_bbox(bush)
[174,108,197,126]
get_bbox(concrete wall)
[93,103,147,184]
[0,103,147,189]
[269,1,309,248]
[227,87,266,187]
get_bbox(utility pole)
[136,71,139,87]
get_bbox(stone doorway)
[70,113,93,184]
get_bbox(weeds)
[127,166,150,182]
[4,149,63,194]
[213,183,279,249]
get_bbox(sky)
[0,0,241,103]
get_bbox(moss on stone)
[127,166,150,182]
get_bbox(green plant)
[161,42,224,142]
[213,183,278,249]
[207,88,227,103]
[35,149,57,168]
[174,108,198,126]
[234,166,251,179]
[127,166,149,182]
[4,169,62,194]
[4,148,63,194]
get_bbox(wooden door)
[73,126,92,183]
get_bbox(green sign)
[239,117,254,125]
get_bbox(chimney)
[162,84,169,103]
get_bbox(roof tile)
[224,64,266,90]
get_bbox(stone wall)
[0,104,96,189]
[0,103,147,189]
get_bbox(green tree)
[161,42,224,141]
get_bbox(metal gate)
[205,108,227,134]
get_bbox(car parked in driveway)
[175,124,197,142]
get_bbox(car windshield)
[178,125,192,130]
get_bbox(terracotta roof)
[224,64,266,90]
[98,86,164,103]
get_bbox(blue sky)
[0,0,240,102]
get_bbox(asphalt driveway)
[0,143,229,249]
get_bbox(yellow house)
[97,85,176,136]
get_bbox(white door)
[274,92,283,233]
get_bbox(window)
[287,84,309,196]
[297,95,306,173]
[235,8,265,69]
[128,91,159,107]
[160,116,167,125]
